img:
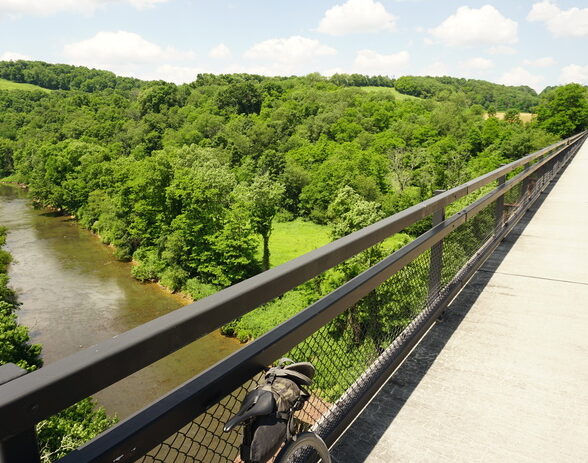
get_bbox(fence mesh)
[142,376,260,463]
[137,144,574,463]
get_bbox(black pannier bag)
[224,358,316,463]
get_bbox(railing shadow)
[329,166,567,463]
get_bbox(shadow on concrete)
[329,165,569,463]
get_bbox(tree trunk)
[262,234,270,271]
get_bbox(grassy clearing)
[258,219,414,269]
[382,233,413,252]
[229,219,330,342]
[221,290,310,342]
[484,112,536,123]
[258,219,332,268]
[360,86,419,100]
[0,78,50,92]
[225,220,414,342]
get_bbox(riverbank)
[0,184,242,418]
[0,225,117,463]
[0,183,325,343]
[0,179,27,188]
[0,180,199,303]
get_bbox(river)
[0,184,241,419]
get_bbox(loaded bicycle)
[224,358,331,463]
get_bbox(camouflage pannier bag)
[224,358,316,463]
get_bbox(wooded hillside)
[2,61,586,299]
[1,61,587,457]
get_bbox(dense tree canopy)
[536,83,588,138]
[394,75,539,112]
[0,60,142,91]
[0,60,563,299]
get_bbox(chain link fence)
[136,140,578,463]
[5,134,575,463]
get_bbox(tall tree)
[244,174,285,271]
[537,83,588,138]
[326,186,385,345]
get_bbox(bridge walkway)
[330,141,588,462]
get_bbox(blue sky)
[0,0,586,92]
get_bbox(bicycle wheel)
[274,432,331,463]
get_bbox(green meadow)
[223,219,414,342]
[257,219,332,268]
[0,78,50,92]
[360,86,419,100]
[257,219,413,269]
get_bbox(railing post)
[0,365,40,463]
[428,190,445,301]
[552,153,559,176]
[521,162,531,204]
[495,173,506,231]
[539,154,550,189]
[549,155,557,180]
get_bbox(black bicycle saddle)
[223,388,276,432]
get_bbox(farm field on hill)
[360,86,419,100]
[0,78,49,92]
[485,112,536,123]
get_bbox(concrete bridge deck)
[331,141,588,462]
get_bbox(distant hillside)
[360,86,419,100]
[0,77,49,92]
[484,112,536,123]
[0,60,144,92]
[393,75,539,112]
[0,61,546,113]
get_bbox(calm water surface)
[0,184,241,418]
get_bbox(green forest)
[1,60,587,335]
[0,60,588,458]
[1,60,587,333]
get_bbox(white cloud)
[223,63,305,77]
[460,57,494,71]
[239,37,336,75]
[527,0,559,22]
[63,31,194,76]
[0,0,168,17]
[0,51,31,61]
[209,43,231,59]
[488,45,516,55]
[523,57,555,68]
[1,0,95,16]
[317,0,396,36]
[323,67,345,77]
[421,60,448,77]
[126,0,168,9]
[244,36,336,63]
[148,64,201,84]
[559,64,588,85]
[499,66,544,92]
[527,1,588,38]
[429,5,518,47]
[353,49,409,76]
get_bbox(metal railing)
[1,131,586,463]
